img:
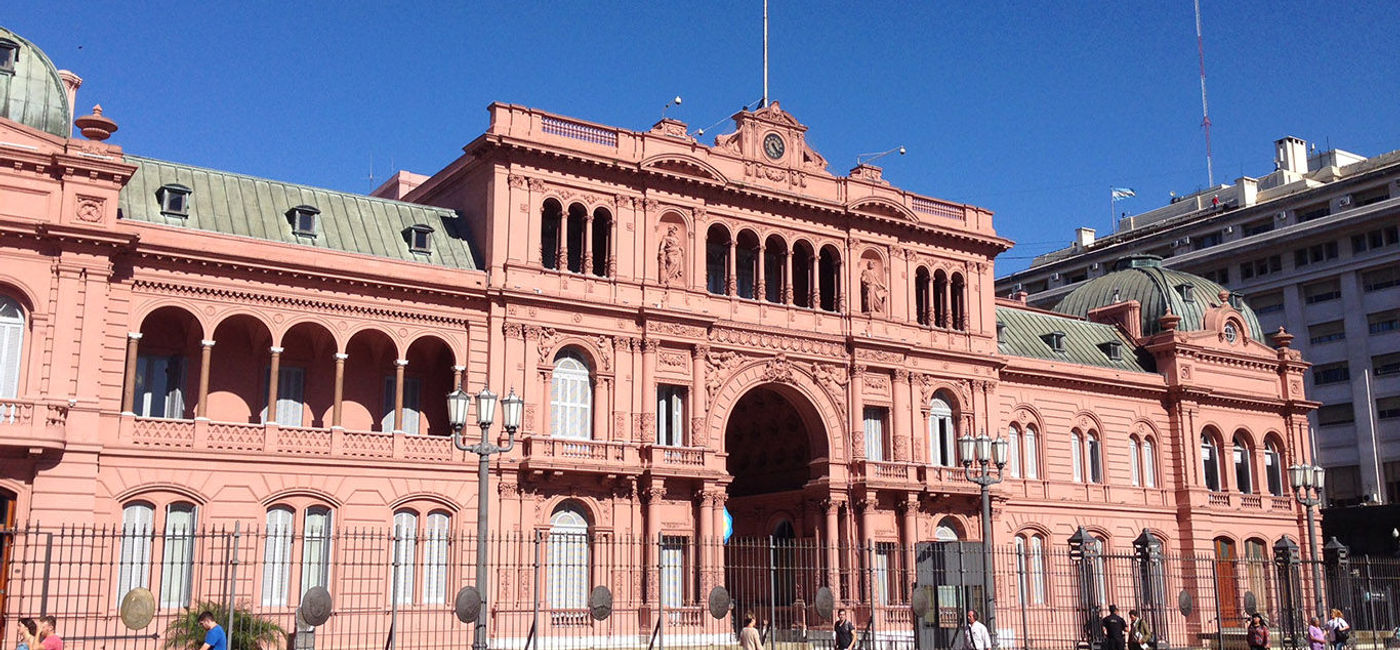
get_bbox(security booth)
[914,540,986,650]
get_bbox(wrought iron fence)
[1,525,1396,650]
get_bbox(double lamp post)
[1287,463,1326,619]
[959,432,1009,647]
[448,386,523,650]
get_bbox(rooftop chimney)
[1275,136,1308,174]
[1074,227,1096,248]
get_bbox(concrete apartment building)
[996,137,1400,507]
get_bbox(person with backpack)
[1327,608,1351,650]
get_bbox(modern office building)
[997,137,1400,506]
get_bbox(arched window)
[263,506,295,606]
[392,510,418,605]
[161,502,197,608]
[1264,440,1284,496]
[1201,434,1221,491]
[302,506,333,592]
[735,230,760,299]
[1091,536,1109,606]
[1024,426,1039,479]
[1028,534,1046,604]
[933,271,948,328]
[1070,431,1084,483]
[818,246,841,312]
[951,273,967,330]
[421,511,451,604]
[550,350,593,439]
[705,225,731,295]
[1129,437,1141,486]
[935,518,960,541]
[0,295,24,399]
[565,203,587,273]
[763,235,787,304]
[1007,424,1022,479]
[548,503,590,611]
[590,208,612,277]
[792,241,815,308]
[1086,432,1103,483]
[117,502,155,602]
[1014,535,1029,604]
[928,396,956,467]
[1233,436,1253,494]
[540,199,563,270]
[915,267,931,326]
[1142,438,1157,488]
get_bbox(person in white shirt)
[1325,609,1350,650]
[963,610,992,650]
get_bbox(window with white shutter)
[551,351,592,439]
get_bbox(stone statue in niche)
[658,225,685,286]
[860,260,887,314]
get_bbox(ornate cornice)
[129,279,470,327]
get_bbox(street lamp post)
[1288,463,1326,619]
[449,386,524,650]
[960,432,1009,648]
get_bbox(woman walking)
[1247,613,1270,650]
[1327,608,1351,650]
[1308,617,1327,650]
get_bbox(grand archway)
[723,384,830,539]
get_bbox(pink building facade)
[0,25,1319,642]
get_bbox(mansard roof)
[1056,254,1263,340]
[0,25,71,138]
[118,155,480,270]
[996,305,1154,373]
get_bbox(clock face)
[763,133,785,160]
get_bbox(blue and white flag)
[1111,187,1137,199]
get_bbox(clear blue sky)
[9,2,1398,274]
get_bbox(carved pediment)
[640,154,729,184]
[847,196,918,222]
[710,101,831,176]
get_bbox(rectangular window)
[1325,465,1361,504]
[1370,310,1400,335]
[1242,219,1275,236]
[421,512,450,605]
[1308,320,1346,345]
[381,375,422,433]
[1024,429,1038,480]
[1317,403,1355,427]
[1353,186,1391,207]
[1386,461,1400,505]
[160,504,197,608]
[1296,203,1330,222]
[135,354,187,418]
[1129,438,1140,487]
[1363,266,1400,292]
[1071,434,1084,483]
[656,385,687,447]
[117,504,154,605]
[1007,431,1021,479]
[302,507,333,593]
[1294,241,1339,267]
[1374,352,1400,377]
[262,508,294,607]
[1312,362,1350,385]
[1202,268,1230,285]
[863,407,888,462]
[660,536,688,608]
[873,543,896,606]
[1377,396,1400,420]
[1194,231,1223,250]
[1303,279,1342,304]
[1240,255,1282,280]
[1249,291,1284,315]
[1087,436,1102,484]
[392,512,417,605]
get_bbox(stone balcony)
[517,434,635,477]
[121,416,469,463]
[0,398,68,453]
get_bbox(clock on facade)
[763,133,785,160]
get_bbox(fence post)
[867,542,878,648]
[1209,556,1225,650]
[389,527,399,650]
[227,521,241,637]
[38,531,53,618]
[658,532,666,650]
[1134,530,1166,650]
[1015,543,1031,650]
[1322,537,1349,623]
[1069,527,1096,650]
[533,530,542,650]
[1273,536,1302,649]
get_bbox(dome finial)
[74,104,118,141]
[1271,327,1294,349]
[1159,306,1181,331]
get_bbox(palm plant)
[164,602,286,650]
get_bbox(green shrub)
[164,602,285,650]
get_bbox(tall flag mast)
[762,0,769,107]
[1195,0,1215,188]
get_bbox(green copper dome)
[1055,255,1263,340]
[0,25,72,138]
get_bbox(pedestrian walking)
[1326,609,1351,650]
[15,618,36,650]
[834,608,858,650]
[197,611,227,650]
[739,613,763,650]
[1102,605,1128,650]
[1129,609,1153,650]
[962,610,992,650]
[1247,613,1270,650]
[1308,616,1327,650]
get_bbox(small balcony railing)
[124,416,464,463]
[519,435,630,475]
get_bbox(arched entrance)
[723,384,829,539]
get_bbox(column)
[783,248,794,305]
[121,332,142,415]
[196,340,215,419]
[265,346,283,424]
[726,238,737,296]
[835,258,845,312]
[643,481,662,602]
[556,218,566,271]
[850,364,866,459]
[698,488,715,593]
[393,358,408,433]
[583,213,595,274]
[331,352,348,428]
[452,364,465,390]
[756,243,766,301]
[641,340,657,444]
[825,497,841,601]
[900,493,918,595]
[691,344,708,446]
[892,369,911,462]
[808,254,819,307]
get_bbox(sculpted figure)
[860,260,887,314]
[658,226,685,285]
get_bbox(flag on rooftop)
[1111,187,1137,199]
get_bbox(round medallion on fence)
[814,586,835,620]
[119,587,156,630]
[299,586,334,627]
[588,586,613,621]
[911,585,932,618]
[1178,589,1194,616]
[455,586,483,623]
[708,585,732,620]
[1243,590,1258,616]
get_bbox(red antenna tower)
[1194,0,1215,188]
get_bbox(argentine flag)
[1111,187,1137,199]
